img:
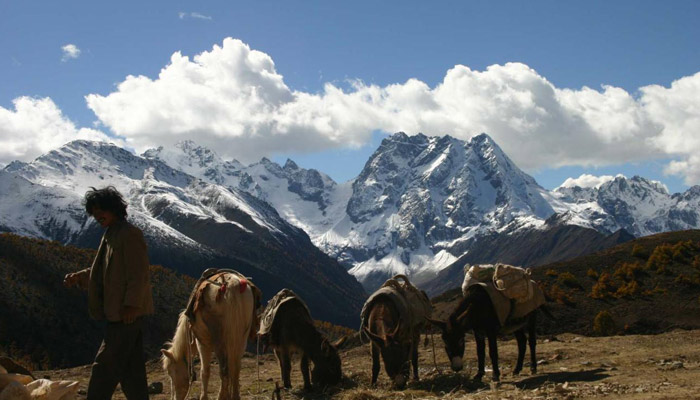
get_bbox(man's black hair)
[83,186,128,219]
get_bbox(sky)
[1,0,699,193]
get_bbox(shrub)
[558,272,583,289]
[545,269,558,277]
[642,284,667,297]
[613,261,645,282]
[631,244,648,259]
[674,273,700,287]
[590,271,616,299]
[671,240,697,263]
[592,310,616,336]
[587,268,599,280]
[614,280,639,298]
[548,284,575,306]
[647,244,672,272]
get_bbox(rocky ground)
[38,329,700,399]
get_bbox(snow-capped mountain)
[323,133,556,288]
[145,133,559,289]
[143,133,700,291]
[143,141,345,240]
[0,140,366,326]
[10,133,699,295]
[550,175,700,237]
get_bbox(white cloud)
[83,38,700,184]
[559,174,621,189]
[0,96,118,165]
[61,44,81,62]
[191,12,212,20]
[178,11,212,20]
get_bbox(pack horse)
[162,269,261,400]
[430,264,548,382]
[258,289,345,391]
[361,275,432,388]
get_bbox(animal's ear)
[427,318,447,331]
[161,349,175,362]
[363,327,386,347]
[456,304,473,323]
[332,335,348,348]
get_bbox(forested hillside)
[0,233,194,369]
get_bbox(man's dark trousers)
[87,318,149,400]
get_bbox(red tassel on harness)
[239,278,248,293]
[215,281,227,302]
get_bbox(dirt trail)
[40,329,700,399]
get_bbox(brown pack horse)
[363,297,420,389]
[263,297,345,391]
[161,272,257,400]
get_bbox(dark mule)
[363,297,420,389]
[265,298,345,391]
[430,284,543,382]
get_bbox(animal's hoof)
[303,385,312,392]
[530,368,537,374]
[473,374,484,381]
[513,370,521,376]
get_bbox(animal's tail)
[539,304,556,321]
[221,275,256,400]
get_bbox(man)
[64,186,154,400]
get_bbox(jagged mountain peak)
[3,160,28,172]
[142,141,244,177]
[675,185,700,201]
[338,132,556,287]
[283,158,299,171]
[623,175,669,195]
[558,173,669,195]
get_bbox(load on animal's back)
[360,274,431,388]
[462,264,545,328]
[431,263,550,382]
[162,268,262,400]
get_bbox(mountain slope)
[142,141,345,242]
[1,141,366,326]
[0,233,195,369]
[424,222,634,296]
[430,230,700,336]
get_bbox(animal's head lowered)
[428,303,473,371]
[363,319,411,388]
[311,336,347,387]
[161,348,192,400]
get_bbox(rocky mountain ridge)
[145,133,700,290]
[4,133,700,292]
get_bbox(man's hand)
[63,270,89,289]
[121,306,140,324]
